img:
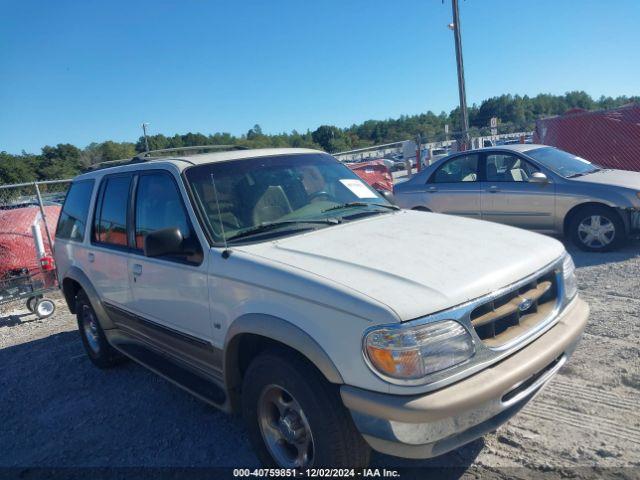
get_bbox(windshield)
[526,147,600,178]
[185,153,392,244]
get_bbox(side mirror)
[377,189,397,205]
[144,227,185,257]
[528,172,549,184]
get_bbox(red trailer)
[534,104,640,172]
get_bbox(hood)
[571,169,640,190]
[239,210,565,321]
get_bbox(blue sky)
[1,0,638,154]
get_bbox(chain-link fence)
[0,180,71,306]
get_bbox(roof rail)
[86,157,147,171]
[86,144,250,171]
[134,144,249,159]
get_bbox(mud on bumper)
[341,297,589,459]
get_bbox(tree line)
[1,91,637,184]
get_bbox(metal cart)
[0,268,57,319]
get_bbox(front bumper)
[341,296,589,459]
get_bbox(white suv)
[54,148,589,467]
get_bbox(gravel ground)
[0,240,638,478]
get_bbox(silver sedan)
[394,144,640,251]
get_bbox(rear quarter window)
[55,180,95,242]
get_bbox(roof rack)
[134,144,249,159]
[87,145,250,171]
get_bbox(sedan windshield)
[185,153,392,244]
[526,147,600,178]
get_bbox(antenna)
[210,173,230,254]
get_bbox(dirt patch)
[0,240,638,477]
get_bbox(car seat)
[508,168,529,182]
[252,185,293,225]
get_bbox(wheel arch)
[562,201,627,237]
[224,314,344,413]
[61,267,115,329]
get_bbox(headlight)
[364,320,475,380]
[562,254,578,300]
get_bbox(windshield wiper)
[321,202,400,213]
[226,219,340,243]
[567,168,601,178]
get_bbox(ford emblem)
[518,298,533,312]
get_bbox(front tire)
[76,290,123,368]
[242,349,371,468]
[569,206,625,252]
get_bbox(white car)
[54,147,588,467]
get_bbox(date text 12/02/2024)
[232,468,400,477]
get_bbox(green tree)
[312,125,341,152]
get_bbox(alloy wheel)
[577,215,615,249]
[81,304,101,353]
[257,384,315,468]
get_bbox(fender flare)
[62,267,115,329]
[224,313,344,389]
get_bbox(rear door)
[85,173,134,310]
[422,153,482,219]
[481,152,556,231]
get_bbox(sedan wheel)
[577,215,616,249]
[570,206,625,252]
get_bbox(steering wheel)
[308,191,333,202]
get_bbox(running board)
[114,341,227,407]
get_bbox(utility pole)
[449,0,470,149]
[141,122,150,152]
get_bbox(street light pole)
[141,122,150,152]
[450,0,470,148]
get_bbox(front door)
[481,153,555,232]
[423,153,482,219]
[126,171,218,374]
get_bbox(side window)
[486,154,539,182]
[56,180,94,242]
[94,176,131,247]
[432,155,479,183]
[134,173,201,263]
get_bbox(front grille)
[470,269,559,348]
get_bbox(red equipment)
[0,205,61,277]
[347,160,394,193]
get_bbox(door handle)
[88,252,95,263]
[132,264,143,276]
[427,186,437,193]
[488,185,499,193]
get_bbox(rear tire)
[568,206,625,252]
[241,349,371,468]
[76,290,123,368]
